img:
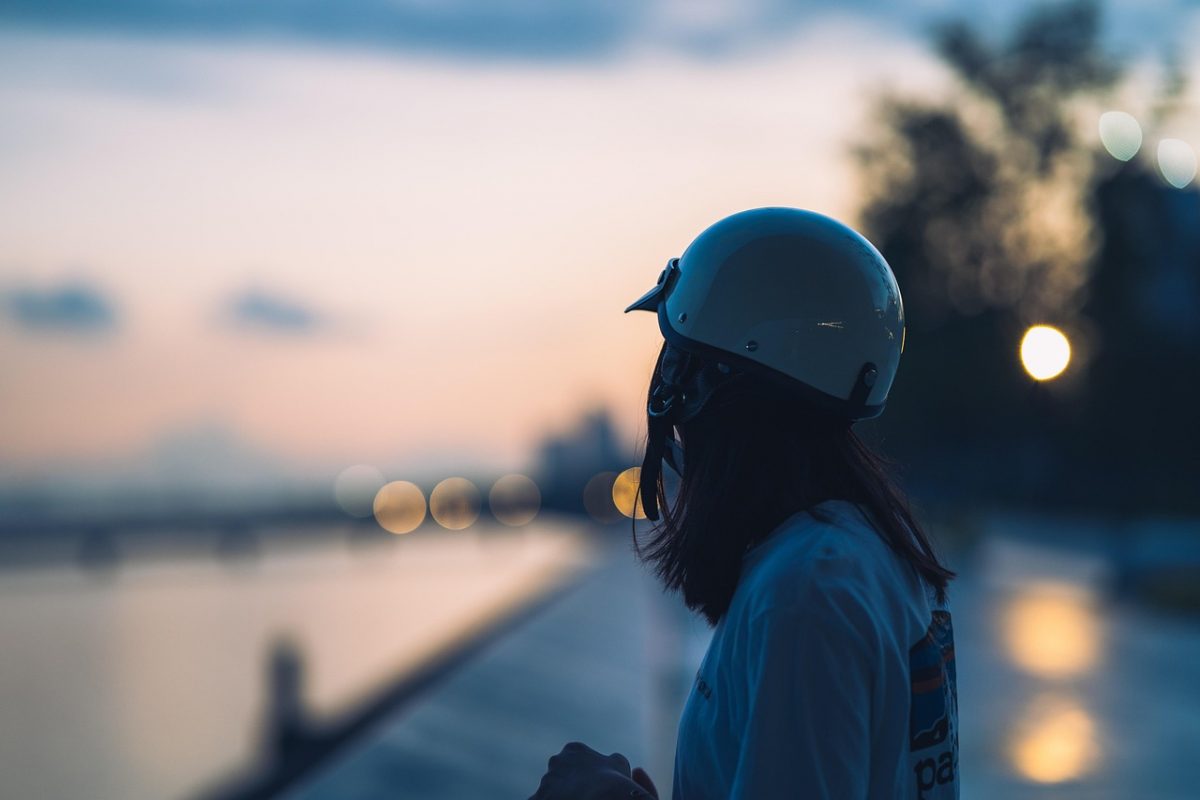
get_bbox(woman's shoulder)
[741,500,890,580]
[735,499,924,626]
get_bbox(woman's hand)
[529,741,659,800]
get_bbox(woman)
[531,208,959,800]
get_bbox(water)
[0,521,592,800]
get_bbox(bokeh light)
[582,472,622,524]
[429,477,481,530]
[1020,325,1071,382]
[1002,583,1100,678]
[1009,694,1099,784]
[1156,138,1197,189]
[611,467,646,520]
[372,480,426,535]
[488,474,541,527]
[1097,111,1142,161]
[334,464,387,518]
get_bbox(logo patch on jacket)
[909,610,958,798]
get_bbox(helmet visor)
[624,259,679,313]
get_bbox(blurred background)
[1,0,1198,798]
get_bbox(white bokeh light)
[1020,325,1072,382]
[334,464,386,518]
[1157,139,1197,189]
[1097,111,1142,161]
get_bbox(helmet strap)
[639,409,674,521]
[847,361,879,409]
[638,345,692,521]
[638,343,740,521]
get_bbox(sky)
[0,0,1196,492]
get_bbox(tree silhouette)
[854,1,1200,512]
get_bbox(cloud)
[0,0,648,61]
[0,0,945,62]
[2,282,117,333]
[2,1,1188,64]
[223,289,323,333]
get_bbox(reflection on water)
[1002,581,1100,678]
[1008,693,1099,784]
[992,544,1107,787]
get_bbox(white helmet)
[625,207,905,518]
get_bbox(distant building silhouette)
[535,409,633,515]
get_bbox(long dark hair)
[634,350,954,627]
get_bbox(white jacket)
[671,500,959,800]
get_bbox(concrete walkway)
[289,534,709,800]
